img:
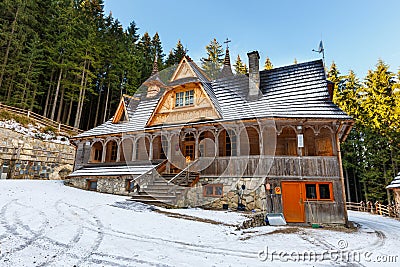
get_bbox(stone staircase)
[128,171,199,206]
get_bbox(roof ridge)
[260,59,323,74]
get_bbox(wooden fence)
[0,102,82,137]
[346,201,399,218]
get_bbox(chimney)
[247,51,260,99]
[327,80,334,101]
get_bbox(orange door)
[281,182,305,222]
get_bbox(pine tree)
[165,40,186,67]
[333,60,400,204]
[151,32,164,70]
[200,38,224,79]
[234,55,248,74]
[264,57,273,70]
[137,32,153,82]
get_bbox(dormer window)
[175,90,194,107]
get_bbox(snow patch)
[0,119,70,145]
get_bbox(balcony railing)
[196,156,340,178]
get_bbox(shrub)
[41,125,57,135]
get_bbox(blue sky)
[104,0,400,78]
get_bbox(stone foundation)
[183,177,267,211]
[66,176,132,196]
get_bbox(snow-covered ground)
[0,180,399,267]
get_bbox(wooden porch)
[179,156,340,178]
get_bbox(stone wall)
[182,177,267,211]
[0,128,75,179]
[66,176,132,196]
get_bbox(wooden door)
[184,144,194,160]
[281,182,305,222]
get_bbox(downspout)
[336,122,349,225]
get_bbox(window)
[305,184,317,199]
[94,149,102,161]
[185,90,194,105]
[199,133,205,156]
[160,136,168,159]
[319,184,331,199]
[175,92,184,107]
[87,180,97,191]
[91,142,103,162]
[125,179,133,191]
[175,90,194,107]
[111,142,118,161]
[305,182,333,201]
[203,184,223,197]
[184,145,194,160]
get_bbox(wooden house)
[68,48,354,225]
[387,173,400,208]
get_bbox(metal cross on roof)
[224,38,231,49]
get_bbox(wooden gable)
[146,58,219,126]
[169,57,197,82]
[146,83,221,126]
[112,97,129,124]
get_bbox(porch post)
[237,128,241,156]
[260,126,264,156]
[148,135,154,160]
[166,134,172,173]
[194,133,199,159]
[214,130,219,157]
[132,138,137,161]
[116,139,121,162]
[101,142,106,163]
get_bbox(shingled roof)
[387,172,400,189]
[74,59,351,139]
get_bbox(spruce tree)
[151,32,164,70]
[264,57,273,70]
[165,40,186,67]
[200,38,224,79]
[234,55,248,74]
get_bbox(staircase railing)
[167,159,199,185]
[131,160,168,193]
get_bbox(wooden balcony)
[192,156,340,178]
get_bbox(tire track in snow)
[53,201,105,266]
[34,199,85,267]
[57,202,258,263]
[0,200,84,266]
[298,230,366,267]
[0,200,49,261]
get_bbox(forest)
[0,0,399,203]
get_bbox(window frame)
[87,179,98,191]
[125,179,133,192]
[175,90,194,108]
[304,182,333,201]
[110,142,118,161]
[94,148,102,161]
[203,183,223,197]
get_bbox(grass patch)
[0,109,33,126]
[41,125,57,134]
